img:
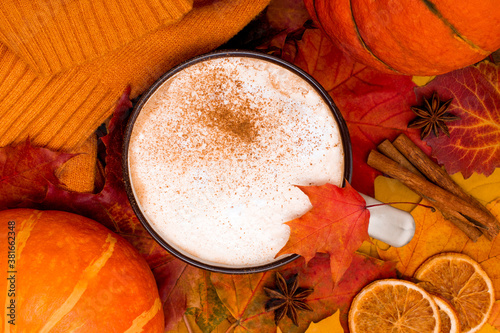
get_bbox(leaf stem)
[365,201,436,212]
[183,314,193,333]
[224,321,239,333]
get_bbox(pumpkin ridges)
[307,0,499,75]
[348,0,401,73]
[2,209,164,332]
[124,297,163,333]
[419,0,489,55]
[62,228,164,332]
[17,209,41,260]
[427,0,500,52]
[39,234,118,333]
[16,212,118,331]
[305,0,395,74]
[141,310,167,333]
[350,0,488,75]
[351,0,442,73]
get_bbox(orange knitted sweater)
[0,0,271,192]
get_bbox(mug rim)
[122,49,353,274]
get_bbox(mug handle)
[360,194,416,248]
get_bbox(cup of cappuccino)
[123,50,353,274]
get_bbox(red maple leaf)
[0,139,73,209]
[276,182,370,284]
[416,61,500,178]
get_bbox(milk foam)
[128,56,344,267]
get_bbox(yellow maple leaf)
[374,176,421,212]
[412,76,435,86]
[450,169,500,206]
[378,198,500,297]
[291,310,343,333]
[479,324,500,333]
[357,239,386,257]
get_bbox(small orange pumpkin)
[0,209,164,332]
[305,0,500,75]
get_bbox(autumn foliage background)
[1,0,500,332]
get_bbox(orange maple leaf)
[488,301,500,330]
[276,182,370,284]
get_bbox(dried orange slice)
[348,279,441,332]
[414,252,494,333]
[433,295,460,333]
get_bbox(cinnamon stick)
[392,134,471,200]
[377,139,424,177]
[377,139,469,233]
[392,134,500,236]
[367,150,495,241]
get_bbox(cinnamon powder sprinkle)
[128,56,345,266]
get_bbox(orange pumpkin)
[305,0,500,75]
[0,209,164,332]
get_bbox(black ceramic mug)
[122,50,353,274]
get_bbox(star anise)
[264,272,313,326]
[408,92,459,139]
